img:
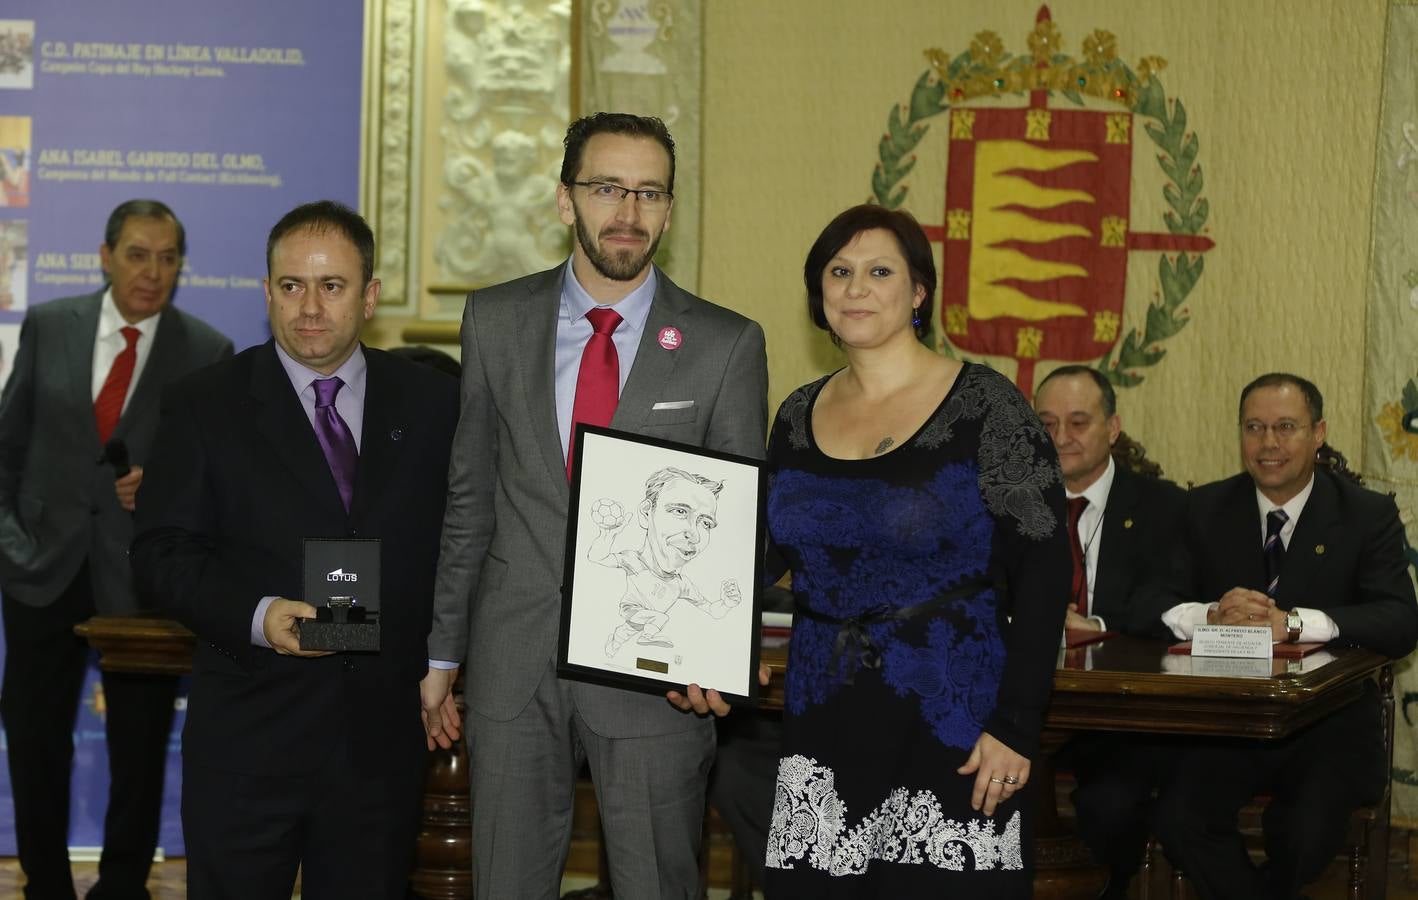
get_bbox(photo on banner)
[0,21,33,91]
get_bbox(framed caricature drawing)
[557,425,765,703]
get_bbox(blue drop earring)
[911,308,922,329]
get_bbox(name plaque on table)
[1190,624,1273,659]
[298,538,381,652]
[1189,655,1275,678]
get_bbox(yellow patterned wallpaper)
[696,0,1387,487]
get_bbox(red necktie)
[94,326,141,444]
[1067,496,1089,616]
[567,308,623,481]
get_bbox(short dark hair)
[105,199,186,257]
[643,466,723,505]
[560,113,676,194]
[266,201,375,287]
[804,204,936,340]
[1238,372,1324,423]
[1036,365,1117,417]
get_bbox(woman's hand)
[957,731,1029,817]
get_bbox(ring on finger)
[989,776,1005,784]
[1002,775,1019,785]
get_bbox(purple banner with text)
[0,0,364,858]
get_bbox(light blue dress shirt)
[553,261,657,460]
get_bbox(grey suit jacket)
[431,264,768,737]
[0,289,233,612]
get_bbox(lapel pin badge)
[657,326,682,351]
[1315,544,1324,555]
[1123,518,1134,529]
[390,428,404,441]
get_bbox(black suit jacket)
[1088,466,1185,634]
[131,342,458,776]
[1133,469,1418,658]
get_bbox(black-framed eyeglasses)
[571,181,673,209]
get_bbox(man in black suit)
[1034,366,1185,633]
[0,199,232,900]
[1033,365,1185,899]
[1138,373,1418,900]
[131,201,458,899]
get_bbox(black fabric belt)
[793,576,997,683]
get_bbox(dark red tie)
[94,326,141,444]
[1067,496,1089,616]
[567,307,623,480]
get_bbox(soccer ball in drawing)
[590,498,626,530]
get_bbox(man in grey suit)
[0,199,233,899]
[420,113,769,899]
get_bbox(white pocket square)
[652,400,695,410]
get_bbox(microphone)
[101,438,130,479]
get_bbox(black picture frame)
[557,424,766,704]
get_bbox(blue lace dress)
[762,363,1070,898]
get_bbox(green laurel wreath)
[872,54,1209,388]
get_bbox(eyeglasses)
[571,181,673,209]
[1241,420,1311,441]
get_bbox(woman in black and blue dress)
[763,205,1071,898]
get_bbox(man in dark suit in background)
[1033,365,1186,635]
[1033,365,1185,899]
[420,112,768,899]
[131,201,458,899]
[1138,373,1418,900]
[0,199,232,900]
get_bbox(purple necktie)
[313,377,358,511]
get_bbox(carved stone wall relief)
[434,0,572,298]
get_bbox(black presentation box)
[298,538,381,652]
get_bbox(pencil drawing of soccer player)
[588,466,741,657]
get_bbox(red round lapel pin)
[657,326,682,350]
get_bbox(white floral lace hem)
[766,754,1024,875]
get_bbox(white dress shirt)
[1068,456,1114,631]
[90,289,161,412]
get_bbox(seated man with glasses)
[1133,372,1418,900]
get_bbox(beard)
[574,212,663,282]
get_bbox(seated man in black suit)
[1137,372,1418,900]
[131,202,459,899]
[1033,365,1185,898]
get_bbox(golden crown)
[925,7,1165,110]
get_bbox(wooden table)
[761,634,1384,727]
[1047,634,1385,738]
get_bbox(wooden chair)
[1111,430,1166,480]
[1316,441,1366,487]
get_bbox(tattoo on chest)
[874,437,894,455]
